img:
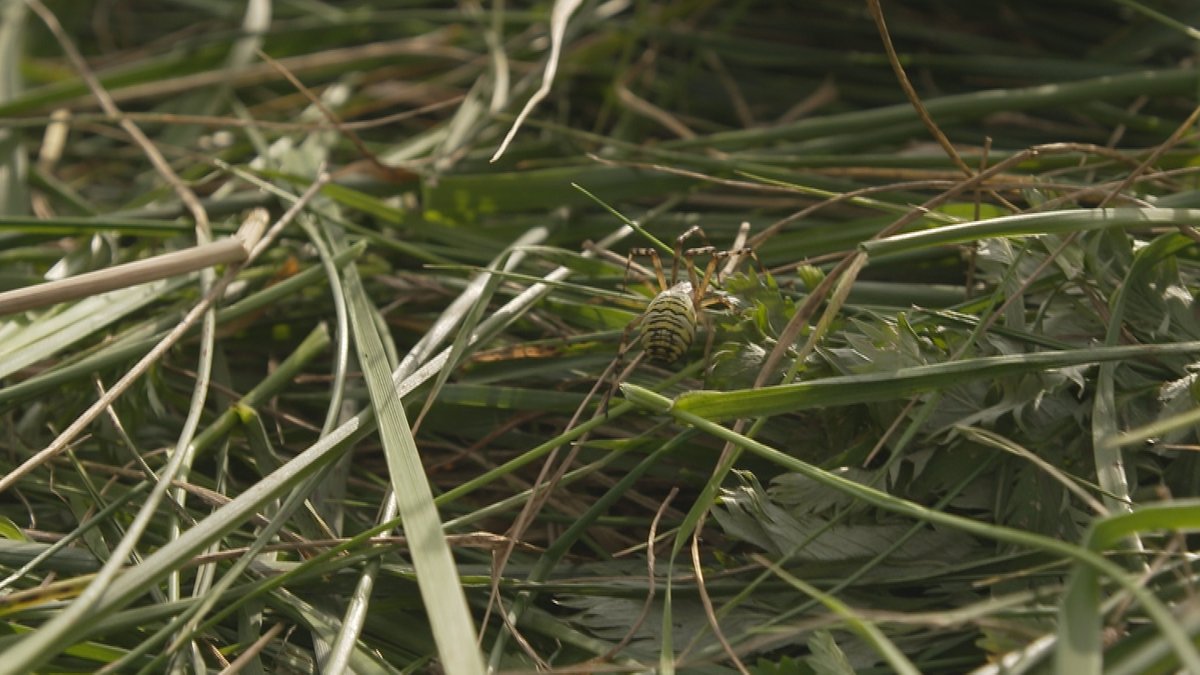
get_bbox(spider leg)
[626,247,668,293]
[678,245,712,296]
[673,225,711,286]
[712,245,767,286]
[737,247,768,277]
[690,248,721,306]
[601,316,647,414]
[676,224,712,249]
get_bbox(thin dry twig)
[691,510,750,675]
[1099,103,1200,208]
[866,0,971,178]
[0,174,330,495]
[754,144,1053,388]
[218,622,287,675]
[0,214,265,315]
[55,33,470,112]
[866,0,1017,213]
[597,487,677,663]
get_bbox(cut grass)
[1,1,1200,673]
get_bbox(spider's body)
[639,281,697,363]
[599,225,760,411]
[617,226,758,366]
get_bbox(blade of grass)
[752,553,920,675]
[667,66,1199,151]
[674,342,1200,422]
[0,0,27,216]
[0,234,250,316]
[0,276,187,379]
[491,0,583,162]
[861,208,1200,258]
[0,174,328,495]
[0,240,364,407]
[1093,232,1195,513]
[486,428,696,670]
[340,248,484,673]
[412,226,548,432]
[0,324,334,674]
[1058,499,1200,674]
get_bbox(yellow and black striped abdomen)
[640,283,697,363]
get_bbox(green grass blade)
[673,342,1200,422]
[756,557,920,675]
[861,208,1200,259]
[0,325,337,673]
[342,258,484,674]
[0,276,187,379]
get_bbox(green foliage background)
[1,1,1200,673]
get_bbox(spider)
[616,225,759,368]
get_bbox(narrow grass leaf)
[1093,232,1196,511]
[673,342,1200,421]
[669,67,1198,151]
[0,277,186,379]
[861,208,1200,258]
[491,0,583,162]
[756,556,919,675]
[412,227,546,431]
[342,261,484,674]
[0,243,363,406]
[0,326,341,673]
[1057,500,1200,673]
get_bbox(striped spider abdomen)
[639,281,697,363]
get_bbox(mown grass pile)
[1,1,1200,672]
